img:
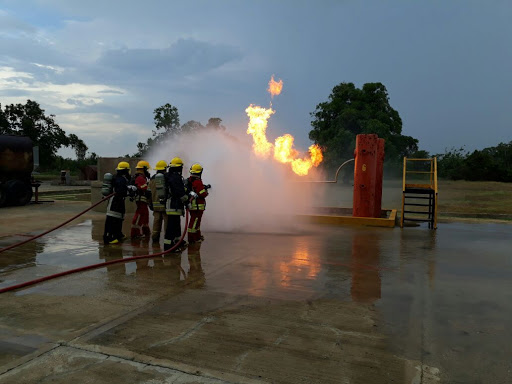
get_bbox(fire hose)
[0,193,116,255]
[0,210,190,294]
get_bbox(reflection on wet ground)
[0,217,511,383]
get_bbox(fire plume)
[274,134,298,163]
[291,144,323,176]
[268,75,283,98]
[245,104,275,157]
[245,76,323,176]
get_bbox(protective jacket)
[149,172,166,212]
[188,176,209,211]
[165,171,188,216]
[106,173,129,219]
[134,173,149,203]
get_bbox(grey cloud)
[0,89,29,97]
[0,11,36,34]
[94,38,243,85]
[97,89,124,94]
[0,36,75,70]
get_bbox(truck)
[0,135,34,207]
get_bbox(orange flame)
[267,75,283,98]
[245,76,323,176]
[245,104,275,158]
[274,134,298,163]
[290,144,323,176]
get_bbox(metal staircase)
[400,157,438,229]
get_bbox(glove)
[128,185,137,192]
[159,198,166,205]
[204,184,211,190]
[189,191,198,199]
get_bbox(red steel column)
[373,138,385,218]
[353,134,378,217]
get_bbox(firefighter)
[103,161,136,244]
[186,163,210,243]
[163,157,189,251]
[149,160,168,243]
[130,160,152,238]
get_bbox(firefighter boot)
[131,227,141,238]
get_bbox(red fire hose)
[0,193,116,255]
[0,210,190,294]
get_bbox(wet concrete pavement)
[0,203,511,383]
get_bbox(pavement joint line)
[320,324,384,340]
[63,342,264,384]
[0,342,61,377]
[69,299,166,345]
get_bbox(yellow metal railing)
[401,157,438,229]
[402,157,437,191]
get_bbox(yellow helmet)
[154,160,168,170]
[190,163,203,174]
[136,160,151,170]
[169,157,184,168]
[116,161,130,171]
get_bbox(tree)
[206,117,226,131]
[154,103,180,137]
[0,100,87,167]
[135,103,181,157]
[309,82,418,169]
[181,120,204,134]
[68,134,88,160]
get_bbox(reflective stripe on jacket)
[165,171,187,216]
[188,176,208,211]
[134,173,149,203]
[149,176,165,211]
[106,173,128,219]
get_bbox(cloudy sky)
[0,0,511,158]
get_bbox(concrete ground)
[0,201,511,383]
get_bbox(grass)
[437,180,512,216]
[380,179,512,219]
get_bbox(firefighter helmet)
[190,163,203,174]
[136,160,151,169]
[169,157,184,168]
[116,161,130,171]
[154,160,168,170]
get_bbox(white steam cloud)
[146,130,322,234]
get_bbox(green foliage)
[206,117,226,131]
[135,103,181,157]
[154,103,180,134]
[134,104,227,156]
[181,120,204,134]
[0,100,88,168]
[309,82,418,170]
[68,133,88,160]
[52,152,98,173]
[436,142,512,182]
[436,147,468,180]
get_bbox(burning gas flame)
[245,105,275,157]
[245,76,323,176]
[274,134,298,163]
[268,75,283,98]
[291,144,323,176]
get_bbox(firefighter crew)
[103,161,136,244]
[149,160,168,243]
[130,160,152,238]
[186,163,210,243]
[163,157,189,251]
